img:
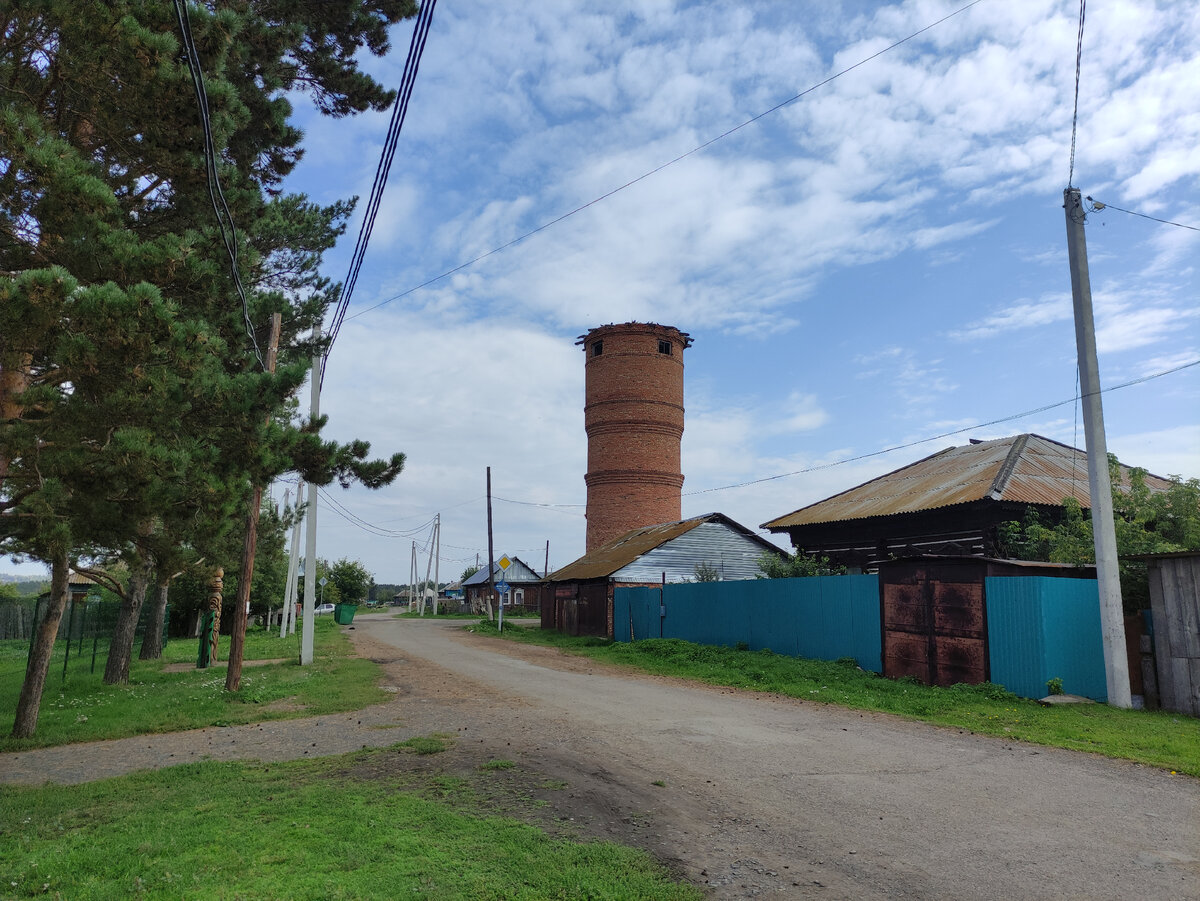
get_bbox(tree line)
[1,1,417,738]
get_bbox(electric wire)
[1067,0,1086,187]
[322,0,438,384]
[344,0,988,323]
[1085,197,1200,232]
[172,0,265,369]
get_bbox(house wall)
[611,521,776,582]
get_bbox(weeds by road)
[1,620,384,751]
[0,739,699,900]
[474,620,1200,777]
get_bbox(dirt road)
[4,614,1198,899]
[359,614,1200,900]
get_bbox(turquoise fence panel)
[614,575,882,672]
[986,577,1106,702]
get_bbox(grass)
[471,620,1200,777]
[0,619,386,751]
[0,744,699,900]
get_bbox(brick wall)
[580,322,690,550]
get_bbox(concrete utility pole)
[281,480,303,638]
[486,466,496,621]
[1063,187,1131,709]
[301,327,321,666]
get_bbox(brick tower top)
[577,322,692,551]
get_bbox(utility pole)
[544,540,550,577]
[227,313,281,692]
[433,514,441,615]
[301,326,321,666]
[281,479,303,638]
[486,466,495,621]
[1063,187,1131,709]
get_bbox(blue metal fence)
[614,576,882,672]
[986,576,1107,702]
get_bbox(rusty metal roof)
[762,434,1174,530]
[548,513,772,581]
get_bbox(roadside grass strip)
[0,746,699,900]
[473,620,1200,777]
[1,620,385,751]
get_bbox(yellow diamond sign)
[497,555,512,572]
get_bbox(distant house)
[462,556,543,612]
[762,433,1174,571]
[443,580,464,601]
[543,512,784,637]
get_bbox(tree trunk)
[0,351,33,491]
[138,574,171,660]
[10,546,70,739]
[103,554,153,684]
[226,485,263,692]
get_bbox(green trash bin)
[333,603,357,625]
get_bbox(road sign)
[498,555,512,571]
[495,580,511,595]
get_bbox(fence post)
[61,596,75,681]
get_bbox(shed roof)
[762,433,1174,530]
[548,513,779,582]
[461,556,542,586]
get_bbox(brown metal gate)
[880,559,988,687]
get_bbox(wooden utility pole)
[544,540,550,577]
[486,466,495,621]
[227,313,281,691]
[280,480,303,638]
[1063,187,1131,709]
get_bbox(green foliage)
[327,558,373,606]
[1,620,383,751]
[0,749,698,900]
[756,549,847,579]
[460,564,481,582]
[1047,677,1065,696]
[997,462,1200,612]
[693,561,721,582]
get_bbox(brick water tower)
[577,322,692,551]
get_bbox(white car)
[314,603,336,615]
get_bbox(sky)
[5,0,1199,584]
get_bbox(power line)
[1085,197,1200,232]
[172,0,265,369]
[322,0,438,383]
[1067,0,1087,187]
[344,0,988,323]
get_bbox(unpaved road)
[4,613,1199,899]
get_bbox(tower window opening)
[593,341,603,356]
[658,340,672,355]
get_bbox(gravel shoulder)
[3,613,1199,899]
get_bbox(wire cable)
[1085,197,1199,232]
[172,0,265,369]
[344,0,988,323]
[1067,0,1087,187]
[322,0,438,383]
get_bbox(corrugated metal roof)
[548,513,779,582]
[461,556,542,586]
[762,433,1174,530]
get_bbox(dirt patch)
[160,657,290,674]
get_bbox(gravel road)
[4,613,1198,899]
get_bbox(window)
[593,341,603,356]
[658,339,672,355]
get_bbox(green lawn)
[474,620,1200,777]
[0,743,699,900]
[1,619,385,751]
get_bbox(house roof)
[548,513,779,582]
[461,556,542,586]
[762,433,1174,531]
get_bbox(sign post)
[496,556,512,632]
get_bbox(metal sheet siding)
[612,575,882,672]
[612,521,770,582]
[986,576,1107,702]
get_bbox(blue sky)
[6,0,1198,583]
